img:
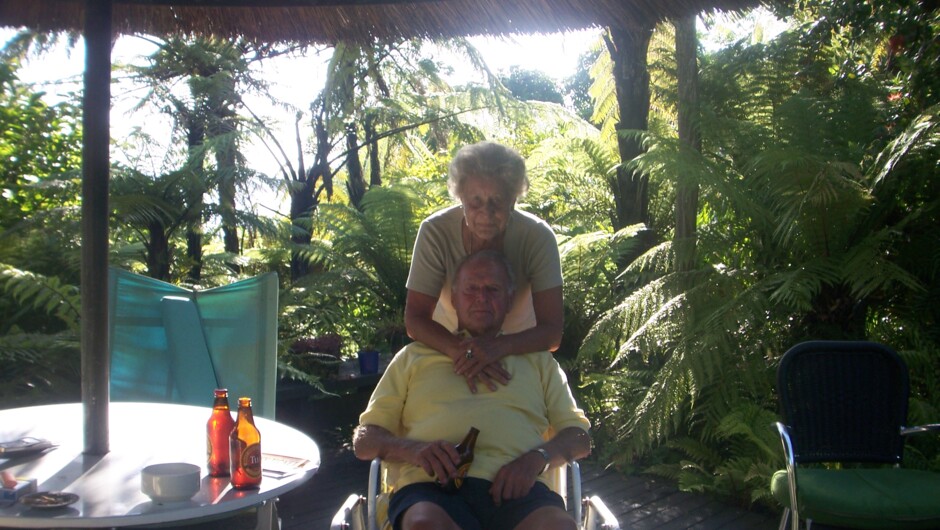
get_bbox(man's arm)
[489,426,591,503]
[353,424,461,485]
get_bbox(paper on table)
[0,438,55,457]
[261,453,310,478]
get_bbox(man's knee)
[401,501,461,530]
[514,505,577,530]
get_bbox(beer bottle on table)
[207,388,236,477]
[229,396,262,489]
[442,426,479,493]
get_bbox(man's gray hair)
[447,141,529,202]
[453,250,516,298]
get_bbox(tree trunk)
[212,74,241,274]
[675,15,701,275]
[366,114,382,187]
[345,123,366,209]
[289,113,330,280]
[146,220,171,281]
[183,113,206,283]
[186,226,203,281]
[606,24,654,232]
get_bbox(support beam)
[82,0,112,456]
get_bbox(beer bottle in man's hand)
[207,388,235,477]
[442,427,479,493]
[229,396,262,489]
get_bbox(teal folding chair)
[108,268,281,530]
[108,267,279,418]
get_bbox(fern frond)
[0,264,80,331]
[871,104,939,191]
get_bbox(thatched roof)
[1,0,760,43]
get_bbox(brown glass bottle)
[229,396,262,489]
[206,388,236,477]
[442,427,479,493]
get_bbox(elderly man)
[353,250,591,530]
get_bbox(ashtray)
[19,491,79,509]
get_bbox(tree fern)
[0,264,80,332]
[0,331,80,407]
[575,17,940,510]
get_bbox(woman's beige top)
[406,205,562,333]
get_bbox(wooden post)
[82,0,112,455]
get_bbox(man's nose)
[471,289,491,302]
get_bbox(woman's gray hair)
[447,141,529,201]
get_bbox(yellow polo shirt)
[359,341,590,490]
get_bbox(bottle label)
[453,462,470,488]
[240,443,262,478]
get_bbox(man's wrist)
[532,448,551,475]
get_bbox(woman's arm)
[404,289,464,360]
[405,289,511,392]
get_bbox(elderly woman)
[404,141,563,390]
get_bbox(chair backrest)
[109,268,279,418]
[777,340,909,465]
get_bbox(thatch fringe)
[0,0,762,43]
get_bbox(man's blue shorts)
[387,477,567,530]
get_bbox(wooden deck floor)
[275,445,781,529]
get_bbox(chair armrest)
[775,422,796,468]
[569,461,581,525]
[330,494,365,530]
[582,495,621,529]
[901,423,940,436]
[775,421,800,530]
[367,458,381,530]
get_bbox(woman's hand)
[454,336,511,392]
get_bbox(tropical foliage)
[573,4,940,509]
[1,0,938,513]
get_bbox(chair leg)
[778,508,790,530]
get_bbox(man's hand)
[408,439,461,485]
[354,425,461,485]
[453,336,511,392]
[489,450,545,503]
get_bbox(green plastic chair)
[771,340,940,530]
[108,268,279,418]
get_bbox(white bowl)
[141,463,201,503]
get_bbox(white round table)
[0,402,320,528]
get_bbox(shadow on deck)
[275,445,781,529]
